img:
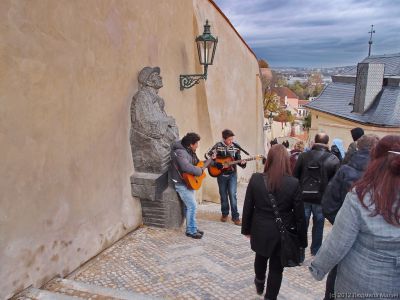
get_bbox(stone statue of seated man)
[130,66,179,173]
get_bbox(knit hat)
[351,127,364,142]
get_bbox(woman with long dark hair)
[242,144,307,300]
[309,135,400,298]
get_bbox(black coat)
[322,149,371,224]
[241,173,307,258]
[293,143,340,204]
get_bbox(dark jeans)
[254,252,284,300]
[324,265,338,300]
[217,172,239,220]
[304,202,325,255]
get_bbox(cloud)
[213,0,400,67]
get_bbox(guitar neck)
[203,157,214,168]
[227,156,258,166]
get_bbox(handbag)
[263,175,301,267]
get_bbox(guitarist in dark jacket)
[293,133,340,256]
[170,132,206,239]
[209,129,246,225]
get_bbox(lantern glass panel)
[196,41,203,64]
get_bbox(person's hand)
[245,235,250,239]
[211,153,217,159]
[240,160,247,165]
[215,162,223,170]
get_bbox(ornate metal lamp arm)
[180,66,208,90]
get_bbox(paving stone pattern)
[43,183,330,300]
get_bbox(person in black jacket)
[242,144,307,300]
[320,134,379,300]
[322,134,380,224]
[293,133,340,256]
[342,127,364,164]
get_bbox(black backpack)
[301,151,331,203]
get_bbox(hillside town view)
[2,0,399,300]
[257,61,355,146]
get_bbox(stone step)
[142,218,166,228]
[140,200,167,209]
[141,207,167,216]
[14,287,83,300]
[44,278,160,300]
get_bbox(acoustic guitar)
[208,155,264,177]
[182,158,214,190]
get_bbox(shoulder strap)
[262,175,286,232]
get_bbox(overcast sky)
[213,0,400,68]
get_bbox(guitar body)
[182,161,206,190]
[207,155,265,177]
[208,157,234,177]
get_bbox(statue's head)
[138,67,163,89]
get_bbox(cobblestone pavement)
[42,183,331,300]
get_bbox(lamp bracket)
[180,73,207,90]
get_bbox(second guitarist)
[171,132,205,239]
[208,129,247,226]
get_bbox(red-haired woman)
[242,144,307,300]
[309,135,400,298]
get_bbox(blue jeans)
[175,184,197,234]
[217,173,239,220]
[304,202,325,255]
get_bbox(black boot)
[254,277,265,295]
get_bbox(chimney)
[353,63,384,113]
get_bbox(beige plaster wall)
[193,0,264,201]
[0,0,262,297]
[309,110,400,149]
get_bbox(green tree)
[289,81,306,99]
[263,89,280,117]
[260,68,282,118]
[305,72,324,98]
[274,110,295,123]
[303,113,311,130]
[311,84,324,97]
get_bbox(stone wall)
[0,0,263,298]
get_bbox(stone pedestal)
[131,172,184,228]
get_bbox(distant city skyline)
[213,0,400,68]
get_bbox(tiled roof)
[271,87,299,99]
[305,82,400,127]
[341,53,400,76]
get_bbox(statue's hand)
[167,116,176,127]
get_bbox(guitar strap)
[233,142,250,156]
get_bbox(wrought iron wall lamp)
[180,20,218,90]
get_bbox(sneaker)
[220,215,228,222]
[233,219,241,226]
[197,229,204,235]
[185,232,203,239]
